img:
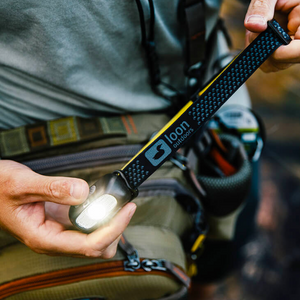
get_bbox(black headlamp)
[69,20,291,233]
[69,171,138,233]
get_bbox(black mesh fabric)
[197,135,252,217]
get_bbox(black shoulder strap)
[135,0,208,107]
[179,0,206,70]
[135,0,183,108]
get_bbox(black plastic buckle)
[170,152,188,171]
[195,130,213,157]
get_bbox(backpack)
[0,113,204,300]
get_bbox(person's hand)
[244,0,300,72]
[0,160,136,258]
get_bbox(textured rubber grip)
[122,19,291,189]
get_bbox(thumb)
[244,0,277,32]
[29,173,89,205]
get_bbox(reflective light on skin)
[76,194,117,229]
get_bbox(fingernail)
[70,183,85,200]
[128,204,137,219]
[246,15,266,25]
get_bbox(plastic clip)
[170,152,188,171]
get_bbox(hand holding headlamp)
[69,20,291,233]
[69,171,138,232]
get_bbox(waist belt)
[0,114,169,160]
[0,116,124,158]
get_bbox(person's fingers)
[101,235,122,259]
[244,38,297,73]
[295,26,300,39]
[287,7,300,34]
[13,170,89,205]
[271,39,300,63]
[245,29,258,46]
[31,202,136,257]
[27,221,91,256]
[260,60,293,72]
[1,160,89,206]
[244,0,278,32]
[85,203,137,257]
[275,0,300,14]
[45,202,73,227]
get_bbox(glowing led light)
[76,194,117,229]
[87,195,117,220]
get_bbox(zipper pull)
[119,234,191,287]
[119,235,141,272]
[124,249,141,272]
[141,259,167,272]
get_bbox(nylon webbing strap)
[121,20,291,189]
[183,0,206,67]
[0,116,129,158]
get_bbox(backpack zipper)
[22,145,192,199]
[23,144,143,174]
[0,260,183,300]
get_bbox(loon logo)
[145,139,171,166]
[153,144,165,160]
[164,121,194,148]
[164,121,190,144]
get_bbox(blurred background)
[191,0,300,299]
